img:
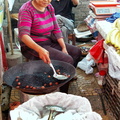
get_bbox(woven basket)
[77,43,94,56]
[103,74,120,120]
[77,22,89,32]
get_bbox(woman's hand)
[21,35,51,64]
[38,47,51,64]
[71,0,80,5]
[62,47,68,54]
[57,38,69,54]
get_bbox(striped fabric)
[18,0,63,42]
[84,15,99,39]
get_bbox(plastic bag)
[77,56,95,74]
[105,43,120,80]
[89,39,104,63]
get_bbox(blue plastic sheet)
[106,12,120,23]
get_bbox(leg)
[65,43,82,67]
[56,15,74,34]
[21,46,40,60]
[61,26,68,43]
[44,44,74,66]
[56,15,74,43]
[21,40,82,67]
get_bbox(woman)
[18,0,81,93]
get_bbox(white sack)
[10,92,102,120]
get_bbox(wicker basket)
[77,43,94,56]
[103,74,120,120]
[77,22,89,32]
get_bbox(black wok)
[3,60,76,95]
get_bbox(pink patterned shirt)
[18,0,63,42]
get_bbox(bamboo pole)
[5,0,14,55]
[0,85,2,120]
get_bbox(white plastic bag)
[10,92,102,120]
[77,56,95,74]
[105,45,120,80]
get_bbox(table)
[95,20,120,120]
[96,20,112,39]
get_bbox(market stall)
[1,0,119,119]
[96,20,120,120]
[85,1,120,120]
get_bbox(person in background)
[18,0,81,93]
[51,0,80,43]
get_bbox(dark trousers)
[21,40,81,67]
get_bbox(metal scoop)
[49,63,68,80]
[43,105,65,120]
[17,112,22,120]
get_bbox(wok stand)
[20,82,71,103]
[19,82,71,103]
[19,79,72,103]
[20,88,60,103]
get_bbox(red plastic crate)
[90,1,120,7]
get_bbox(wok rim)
[3,60,76,95]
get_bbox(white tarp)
[10,92,102,120]
[0,0,4,4]
[8,0,15,11]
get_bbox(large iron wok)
[3,60,76,95]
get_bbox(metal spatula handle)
[49,63,68,80]
[49,63,57,75]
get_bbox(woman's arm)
[71,0,80,5]
[21,35,51,64]
[18,8,51,64]
[57,38,68,54]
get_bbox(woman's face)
[33,0,52,8]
